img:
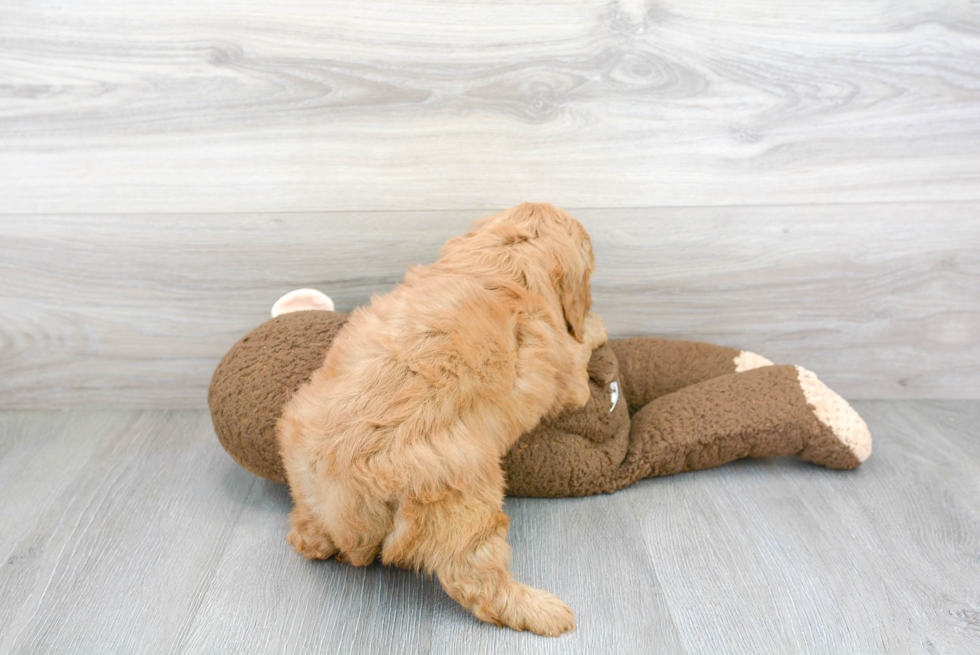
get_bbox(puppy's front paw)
[583,312,608,349]
[568,377,592,409]
[505,585,575,637]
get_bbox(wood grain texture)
[179,479,436,654]
[622,400,980,654]
[0,411,257,654]
[1,403,978,653]
[1,0,978,213]
[1,203,977,408]
[0,411,137,567]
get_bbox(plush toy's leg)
[610,364,871,489]
[608,338,773,415]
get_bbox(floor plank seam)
[168,474,260,655]
[618,487,690,655]
[0,198,977,219]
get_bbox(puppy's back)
[287,266,524,488]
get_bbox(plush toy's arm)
[612,364,871,489]
[608,337,773,415]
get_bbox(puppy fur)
[277,203,608,636]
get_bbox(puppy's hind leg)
[384,491,575,637]
[286,499,338,561]
[287,482,390,566]
[278,413,339,560]
[282,455,339,560]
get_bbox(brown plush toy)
[209,290,871,497]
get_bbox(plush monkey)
[208,291,870,497]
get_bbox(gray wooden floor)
[2,402,978,654]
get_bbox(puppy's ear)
[492,222,534,247]
[551,255,591,342]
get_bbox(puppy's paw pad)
[286,528,338,560]
[510,587,575,637]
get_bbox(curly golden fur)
[277,203,607,636]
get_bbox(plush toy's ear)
[271,289,335,317]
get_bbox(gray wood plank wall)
[2,0,979,212]
[1,0,978,407]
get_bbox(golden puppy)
[277,203,607,636]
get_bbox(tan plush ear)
[271,289,335,317]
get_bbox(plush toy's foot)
[607,364,871,489]
[795,366,872,468]
[734,350,774,372]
